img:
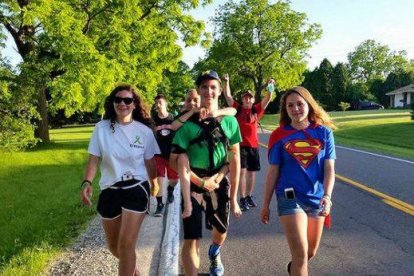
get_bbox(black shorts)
[97,180,150,219]
[182,177,230,240]
[240,146,261,171]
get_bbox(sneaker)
[167,186,175,203]
[154,203,164,217]
[246,195,257,208]
[240,197,250,211]
[209,252,224,276]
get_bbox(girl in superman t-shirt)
[261,86,336,275]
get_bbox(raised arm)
[222,73,234,107]
[261,79,275,110]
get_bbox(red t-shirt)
[233,102,264,147]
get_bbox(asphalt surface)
[179,132,414,275]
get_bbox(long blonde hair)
[279,86,336,130]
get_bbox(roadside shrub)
[0,68,38,151]
[0,114,38,151]
[338,101,351,111]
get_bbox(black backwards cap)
[195,70,221,86]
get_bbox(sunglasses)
[114,96,134,105]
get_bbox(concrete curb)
[157,183,181,275]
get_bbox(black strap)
[188,117,229,175]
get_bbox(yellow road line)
[335,174,414,216]
[259,142,414,216]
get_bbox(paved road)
[179,132,414,275]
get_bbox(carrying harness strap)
[188,116,229,176]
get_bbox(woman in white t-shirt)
[80,83,160,276]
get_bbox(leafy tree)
[302,59,338,110]
[348,39,408,83]
[315,59,335,110]
[157,61,194,112]
[369,78,386,105]
[0,58,37,150]
[194,0,322,101]
[301,68,318,96]
[332,62,352,104]
[0,0,210,144]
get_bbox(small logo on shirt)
[284,139,322,169]
[130,135,144,149]
[134,135,142,145]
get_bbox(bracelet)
[177,118,185,124]
[323,194,332,206]
[81,180,92,189]
[200,179,205,189]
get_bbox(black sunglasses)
[114,96,134,105]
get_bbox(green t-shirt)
[172,116,242,170]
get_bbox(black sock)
[156,196,163,205]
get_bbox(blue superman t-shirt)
[268,124,336,207]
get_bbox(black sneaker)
[167,186,175,203]
[246,195,257,208]
[240,197,250,211]
[154,203,164,217]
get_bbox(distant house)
[385,84,414,108]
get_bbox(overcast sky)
[2,0,414,69]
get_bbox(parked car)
[357,101,384,110]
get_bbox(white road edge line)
[336,145,414,165]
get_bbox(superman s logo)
[284,139,323,168]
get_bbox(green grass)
[0,126,97,275]
[261,109,414,160]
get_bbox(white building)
[385,84,414,108]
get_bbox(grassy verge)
[0,126,97,275]
[261,109,414,160]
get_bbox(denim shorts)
[277,195,323,217]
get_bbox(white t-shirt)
[88,120,160,190]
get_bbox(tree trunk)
[35,86,50,143]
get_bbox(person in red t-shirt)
[223,74,274,211]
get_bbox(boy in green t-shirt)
[170,70,242,276]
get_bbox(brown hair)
[154,94,167,102]
[103,83,154,132]
[279,86,336,130]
